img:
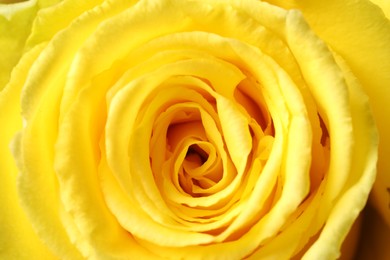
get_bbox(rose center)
[185,144,209,167]
[178,142,223,195]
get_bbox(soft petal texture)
[0,0,385,259]
[0,43,58,259]
[285,11,378,259]
[0,0,37,90]
[0,0,64,90]
[369,0,390,19]
[278,0,390,229]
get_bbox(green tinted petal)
[0,0,37,90]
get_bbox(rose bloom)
[1,0,389,259]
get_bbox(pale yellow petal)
[26,0,106,48]
[0,43,57,260]
[0,0,37,90]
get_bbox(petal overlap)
[0,0,383,259]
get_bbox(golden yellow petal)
[369,0,390,19]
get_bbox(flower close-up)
[1,0,389,259]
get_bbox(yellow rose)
[0,0,388,259]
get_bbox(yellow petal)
[293,0,390,228]
[284,10,378,259]
[0,43,56,260]
[100,154,215,248]
[20,0,132,121]
[53,69,154,258]
[0,0,65,90]
[0,0,37,90]
[369,0,390,19]
[26,0,105,48]
[216,95,252,174]
[15,64,85,260]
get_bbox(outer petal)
[292,0,390,229]
[0,0,105,91]
[0,44,57,259]
[0,0,64,90]
[284,10,378,259]
[0,0,37,90]
[25,0,106,48]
